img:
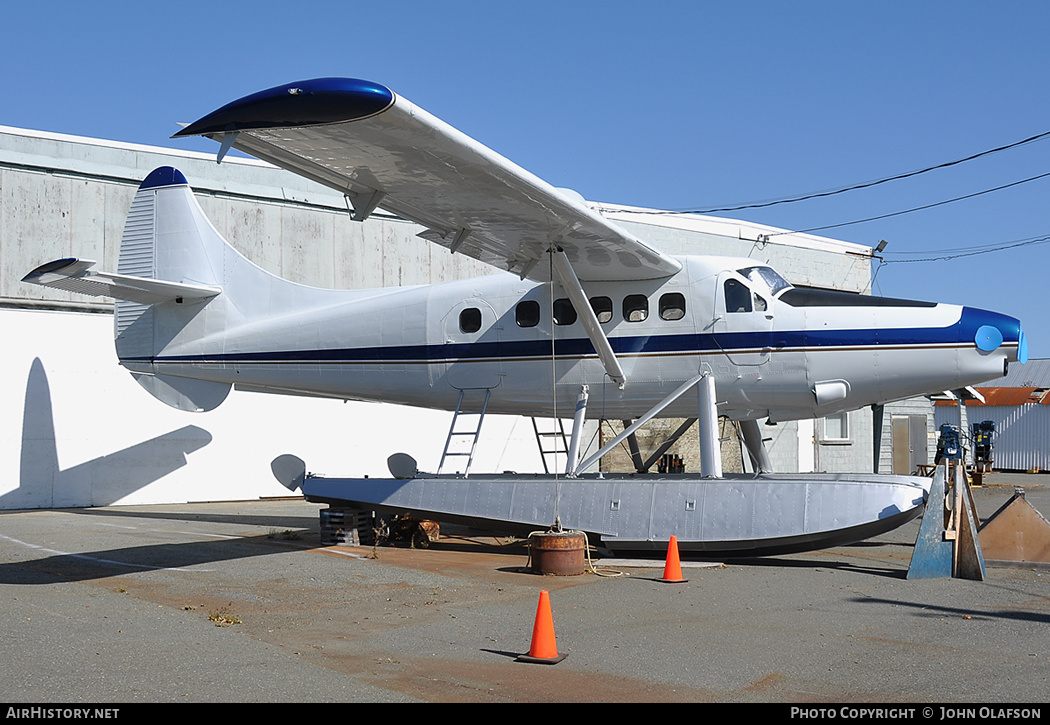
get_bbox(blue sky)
[3,1,1048,359]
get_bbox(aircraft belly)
[151,361,445,408]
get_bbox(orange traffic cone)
[658,535,688,583]
[516,590,567,664]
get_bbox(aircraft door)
[713,272,773,366]
[442,299,503,389]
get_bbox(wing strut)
[550,249,626,389]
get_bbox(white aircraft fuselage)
[150,258,1021,423]
[93,174,1022,425]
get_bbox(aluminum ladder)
[531,417,569,474]
[438,388,491,476]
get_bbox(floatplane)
[24,78,1028,555]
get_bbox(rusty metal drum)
[529,531,586,575]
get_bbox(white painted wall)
[4,308,546,509]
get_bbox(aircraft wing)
[174,78,680,282]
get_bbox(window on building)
[823,412,850,442]
[659,292,686,321]
[623,294,648,322]
[553,298,577,326]
[515,300,540,328]
[590,296,613,324]
[459,307,482,333]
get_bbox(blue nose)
[966,308,1027,363]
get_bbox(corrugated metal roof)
[934,387,1050,406]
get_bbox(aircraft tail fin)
[107,166,231,368]
[23,167,247,411]
[25,166,352,412]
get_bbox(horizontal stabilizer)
[22,258,221,305]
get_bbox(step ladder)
[438,388,491,476]
[532,417,569,474]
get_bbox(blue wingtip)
[140,167,188,189]
[172,78,395,138]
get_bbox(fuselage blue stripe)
[137,311,1018,366]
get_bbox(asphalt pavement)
[1,473,1047,704]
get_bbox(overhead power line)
[668,127,1050,215]
[880,233,1050,264]
[870,232,1050,289]
[777,170,1050,236]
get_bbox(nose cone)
[963,307,1027,364]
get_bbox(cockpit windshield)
[737,266,792,298]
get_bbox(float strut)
[740,419,773,473]
[698,373,723,478]
[565,386,589,477]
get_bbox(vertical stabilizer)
[113,169,163,360]
[23,165,359,412]
[113,167,233,410]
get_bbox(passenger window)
[623,294,648,322]
[459,307,482,333]
[753,293,768,312]
[516,300,540,328]
[590,296,613,324]
[725,279,752,313]
[553,298,577,326]
[659,292,686,321]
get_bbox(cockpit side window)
[724,279,752,313]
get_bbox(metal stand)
[907,463,985,580]
[978,487,1050,565]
